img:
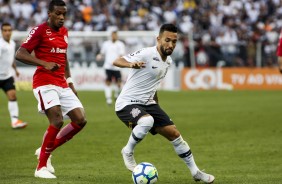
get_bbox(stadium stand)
[0,0,281,67]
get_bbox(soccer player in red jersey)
[15,0,87,179]
[277,30,282,73]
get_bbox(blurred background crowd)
[1,0,282,68]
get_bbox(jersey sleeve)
[123,48,146,63]
[21,26,42,53]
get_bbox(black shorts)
[105,69,121,82]
[0,77,16,92]
[116,104,174,135]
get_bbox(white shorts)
[33,85,83,118]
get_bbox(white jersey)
[101,40,125,71]
[115,46,172,111]
[0,38,16,80]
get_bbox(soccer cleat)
[11,120,27,129]
[121,147,137,172]
[106,98,112,106]
[35,147,55,174]
[34,167,56,179]
[193,170,215,183]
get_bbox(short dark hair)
[159,24,178,35]
[1,22,11,30]
[49,0,66,11]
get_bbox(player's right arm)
[276,30,282,73]
[16,47,60,71]
[15,26,60,71]
[113,57,145,69]
[278,57,282,73]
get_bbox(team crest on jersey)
[64,35,68,43]
[130,108,141,118]
[46,29,52,36]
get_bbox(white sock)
[124,116,154,153]
[104,85,112,103]
[171,136,199,176]
[8,101,19,124]
[113,84,120,99]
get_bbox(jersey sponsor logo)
[50,47,67,53]
[49,38,55,41]
[46,29,52,36]
[130,100,143,103]
[130,108,141,118]
[152,66,158,69]
[153,57,160,61]
[23,27,39,43]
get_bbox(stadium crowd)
[1,0,282,67]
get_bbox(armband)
[66,77,73,84]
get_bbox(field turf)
[0,90,281,184]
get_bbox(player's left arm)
[278,57,282,73]
[65,55,77,96]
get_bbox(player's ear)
[47,10,51,18]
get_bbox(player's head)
[48,0,67,30]
[111,31,118,42]
[157,24,178,57]
[1,22,12,42]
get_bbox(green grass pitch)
[0,90,281,184]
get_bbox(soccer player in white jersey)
[96,30,125,105]
[0,22,27,129]
[113,24,215,183]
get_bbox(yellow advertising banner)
[181,68,282,90]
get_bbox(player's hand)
[96,54,103,61]
[279,63,282,73]
[130,61,146,69]
[15,70,20,77]
[44,62,61,71]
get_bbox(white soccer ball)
[132,162,158,184]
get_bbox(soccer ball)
[132,162,158,184]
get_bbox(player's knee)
[75,117,87,128]
[137,115,154,130]
[52,120,64,129]
[171,131,181,140]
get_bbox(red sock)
[52,122,84,151]
[37,125,60,170]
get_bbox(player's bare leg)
[155,125,215,183]
[35,107,86,177]
[35,106,63,178]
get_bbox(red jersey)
[21,22,69,88]
[276,30,282,56]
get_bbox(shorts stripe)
[38,90,45,111]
